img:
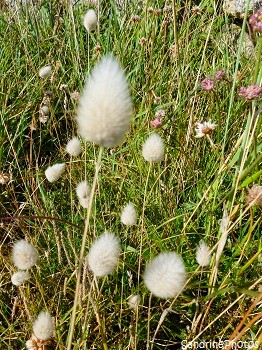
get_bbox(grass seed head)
[66,137,82,157]
[121,202,137,226]
[12,240,39,270]
[83,9,97,32]
[45,163,65,183]
[11,271,31,286]
[127,294,141,310]
[143,252,187,299]
[76,181,91,208]
[77,56,132,147]
[142,133,164,162]
[196,240,212,267]
[87,231,121,276]
[33,311,54,341]
[39,65,52,79]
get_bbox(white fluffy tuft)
[142,133,164,162]
[33,311,54,341]
[143,252,187,299]
[66,137,82,157]
[121,203,137,226]
[11,271,31,286]
[88,231,121,276]
[12,240,39,270]
[76,181,91,208]
[127,294,141,310]
[196,240,212,267]
[83,9,97,32]
[77,56,132,147]
[45,163,65,183]
[39,65,52,79]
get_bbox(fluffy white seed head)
[143,252,187,299]
[66,137,82,157]
[83,9,97,32]
[77,56,132,147]
[196,241,212,267]
[12,240,39,270]
[88,231,121,276]
[127,294,141,310]
[39,65,52,79]
[142,134,164,162]
[76,181,91,208]
[11,271,31,286]
[121,203,137,226]
[45,163,65,183]
[33,311,54,341]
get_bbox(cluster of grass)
[0,0,261,349]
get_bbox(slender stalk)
[67,147,103,350]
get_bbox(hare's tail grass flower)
[39,65,52,79]
[143,252,187,299]
[83,9,98,32]
[32,311,54,341]
[77,55,132,147]
[127,294,141,310]
[12,240,39,270]
[121,203,137,226]
[45,163,65,183]
[76,181,91,208]
[11,271,31,286]
[142,133,165,162]
[87,231,121,276]
[196,241,212,267]
[66,137,82,157]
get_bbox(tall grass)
[0,1,261,349]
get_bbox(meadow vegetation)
[0,0,261,349]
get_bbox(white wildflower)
[83,9,97,32]
[33,311,54,341]
[77,56,132,147]
[12,240,39,270]
[195,121,217,138]
[66,137,82,157]
[11,271,31,286]
[127,294,141,310]
[143,252,186,299]
[121,203,137,226]
[142,133,164,162]
[88,231,121,276]
[76,181,91,208]
[39,65,52,79]
[196,241,212,267]
[45,163,65,183]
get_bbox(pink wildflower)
[150,118,163,129]
[239,85,262,100]
[201,78,215,91]
[214,70,226,82]
[249,7,262,33]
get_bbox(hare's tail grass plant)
[1,1,262,349]
[67,55,132,349]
